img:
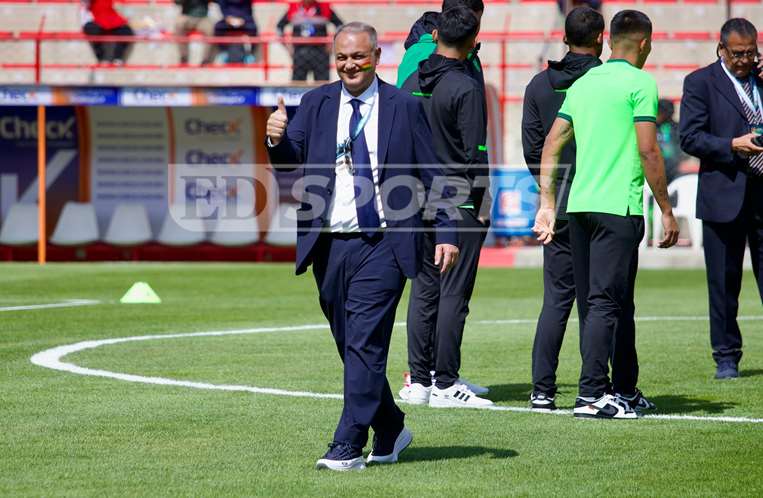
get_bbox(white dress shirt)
[329,77,386,232]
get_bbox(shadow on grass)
[486,383,577,403]
[650,395,736,414]
[740,369,763,378]
[401,446,518,463]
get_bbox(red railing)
[0,0,750,4]
[0,28,726,132]
[0,28,724,108]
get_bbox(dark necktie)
[349,98,381,233]
[740,80,763,176]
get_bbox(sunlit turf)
[1,263,762,497]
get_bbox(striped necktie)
[740,80,763,176]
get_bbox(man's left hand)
[435,244,459,273]
[532,207,556,245]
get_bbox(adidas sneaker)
[458,377,489,395]
[429,383,493,408]
[573,394,638,420]
[428,370,490,395]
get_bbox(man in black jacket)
[400,5,492,408]
[522,6,603,411]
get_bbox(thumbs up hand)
[267,96,288,146]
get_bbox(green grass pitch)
[1,263,762,497]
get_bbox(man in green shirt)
[534,10,679,419]
[395,0,484,89]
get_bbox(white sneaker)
[399,383,432,405]
[428,370,489,395]
[573,394,638,420]
[429,383,493,408]
[458,377,489,395]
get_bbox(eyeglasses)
[721,46,760,61]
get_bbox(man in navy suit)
[680,18,763,379]
[266,21,460,471]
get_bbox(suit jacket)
[267,79,458,277]
[679,60,763,223]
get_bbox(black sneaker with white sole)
[615,389,656,412]
[530,392,557,411]
[573,394,638,419]
[366,426,413,465]
[315,442,366,471]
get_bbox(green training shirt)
[557,59,658,216]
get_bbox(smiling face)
[720,31,759,79]
[334,30,381,96]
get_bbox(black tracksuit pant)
[406,208,486,389]
[569,212,644,399]
[531,219,577,397]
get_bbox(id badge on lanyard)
[335,138,354,175]
[335,96,374,176]
[748,94,763,135]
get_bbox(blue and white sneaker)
[615,389,656,412]
[573,394,638,419]
[458,377,489,395]
[530,392,557,411]
[366,427,413,465]
[715,361,739,380]
[315,442,366,471]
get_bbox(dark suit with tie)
[679,60,763,366]
[267,78,457,449]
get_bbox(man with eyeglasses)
[680,18,763,380]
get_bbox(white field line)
[0,299,100,312]
[29,316,763,425]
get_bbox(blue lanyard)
[336,96,375,160]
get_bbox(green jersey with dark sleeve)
[558,59,659,216]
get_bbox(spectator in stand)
[214,0,259,63]
[175,0,214,65]
[82,0,134,65]
[656,99,688,183]
[276,0,343,81]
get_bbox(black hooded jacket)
[404,11,439,49]
[398,12,485,89]
[401,53,490,216]
[522,52,601,218]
